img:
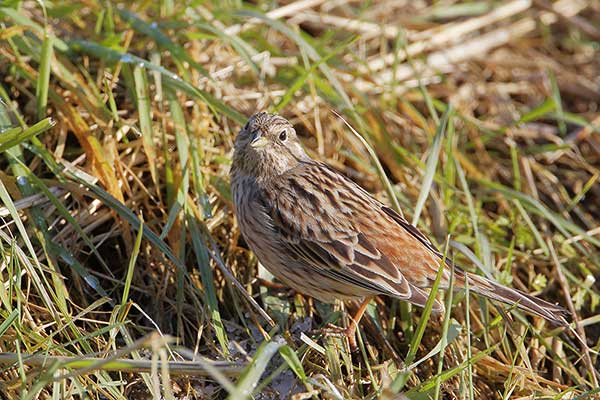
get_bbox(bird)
[230,112,568,349]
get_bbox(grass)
[0,0,599,398]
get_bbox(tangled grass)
[0,1,599,398]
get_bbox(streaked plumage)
[231,112,568,327]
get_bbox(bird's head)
[232,112,308,179]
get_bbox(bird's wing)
[266,161,445,310]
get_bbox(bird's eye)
[279,130,287,141]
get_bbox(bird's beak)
[250,131,269,148]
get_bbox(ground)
[0,1,599,399]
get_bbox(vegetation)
[0,1,598,398]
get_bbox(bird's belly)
[242,226,369,303]
[233,185,371,303]
[262,258,369,303]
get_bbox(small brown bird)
[231,112,567,347]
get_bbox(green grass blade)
[517,97,555,124]
[548,71,566,135]
[412,106,452,225]
[0,179,58,318]
[406,346,495,394]
[0,7,69,51]
[117,8,210,78]
[187,212,229,355]
[273,37,358,113]
[133,65,158,186]
[35,32,53,120]
[63,168,188,272]
[228,338,284,400]
[0,309,19,337]
[333,111,404,216]
[68,40,245,123]
[454,155,482,257]
[278,345,307,382]
[392,239,451,392]
[119,217,144,320]
[10,156,113,276]
[481,179,600,248]
[191,21,259,77]
[464,276,474,400]
[434,258,456,400]
[235,10,354,111]
[0,118,55,153]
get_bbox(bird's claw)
[320,323,359,352]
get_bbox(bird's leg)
[256,278,287,290]
[256,278,297,296]
[344,296,373,351]
[323,297,374,350]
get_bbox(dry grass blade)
[0,350,243,377]
[548,239,599,387]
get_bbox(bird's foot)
[321,323,359,352]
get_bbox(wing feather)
[265,161,445,310]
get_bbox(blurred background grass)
[0,0,599,398]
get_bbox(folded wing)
[266,161,445,311]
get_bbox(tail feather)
[463,272,570,327]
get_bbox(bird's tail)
[460,272,569,327]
